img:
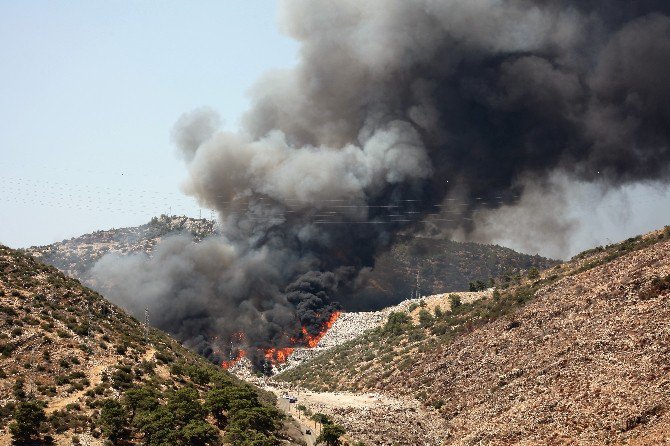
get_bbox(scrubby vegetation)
[571,226,670,270]
[0,245,298,445]
[279,279,548,393]
[355,236,559,307]
[279,226,670,395]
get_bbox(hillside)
[26,215,215,283]
[353,236,559,309]
[278,226,670,445]
[0,245,302,446]
[25,216,558,312]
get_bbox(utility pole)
[87,300,93,340]
[144,307,150,343]
[28,344,35,396]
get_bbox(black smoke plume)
[92,0,670,368]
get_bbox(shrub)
[449,294,462,309]
[9,399,46,445]
[384,312,412,335]
[0,342,16,357]
[111,367,134,390]
[418,309,433,328]
[186,365,211,385]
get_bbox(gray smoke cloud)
[92,0,670,368]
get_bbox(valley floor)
[261,378,450,446]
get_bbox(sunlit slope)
[0,245,300,446]
[280,226,670,445]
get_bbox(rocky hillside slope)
[0,245,300,446]
[269,290,490,376]
[26,215,215,282]
[354,236,559,309]
[280,226,670,445]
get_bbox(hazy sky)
[1,2,669,257]
[0,1,297,248]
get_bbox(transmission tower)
[414,269,421,300]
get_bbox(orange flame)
[223,312,342,368]
[302,311,341,348]
[264,347,295,363]
[266,311,341,364]
[222,349,246,369]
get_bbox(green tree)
[225,386,259,412]
[316,423,346,446]
[123,386,159,424]
[167,387,204,425]
[528,267,540,279]
[186,365,212,385]
[433,305,443,318]
[384,312,411,335]
[311,413,332,425]
[418,309,433,327]
[99,399,127,441]
[228,406,280,435]
[224,428,277,446]
[10,399,47,445]
[449,294,461,309]
[136,406,176,446]
[204,388,232,427]
[180,420,221,446]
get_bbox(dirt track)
[262,380,449,445]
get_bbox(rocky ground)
[25,215,216,282]
[0,245,298,446]
[277,227,670,445]
[251,378,451,446]
[269,290,490,375]
[224,291,495,444]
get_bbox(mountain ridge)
[25,215,559,312]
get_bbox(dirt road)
[276,395,319,446]
[262,380,449,446]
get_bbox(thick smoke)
[93,0,670,367]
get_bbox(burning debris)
[91,0,670,370]
[224,311,341,370]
